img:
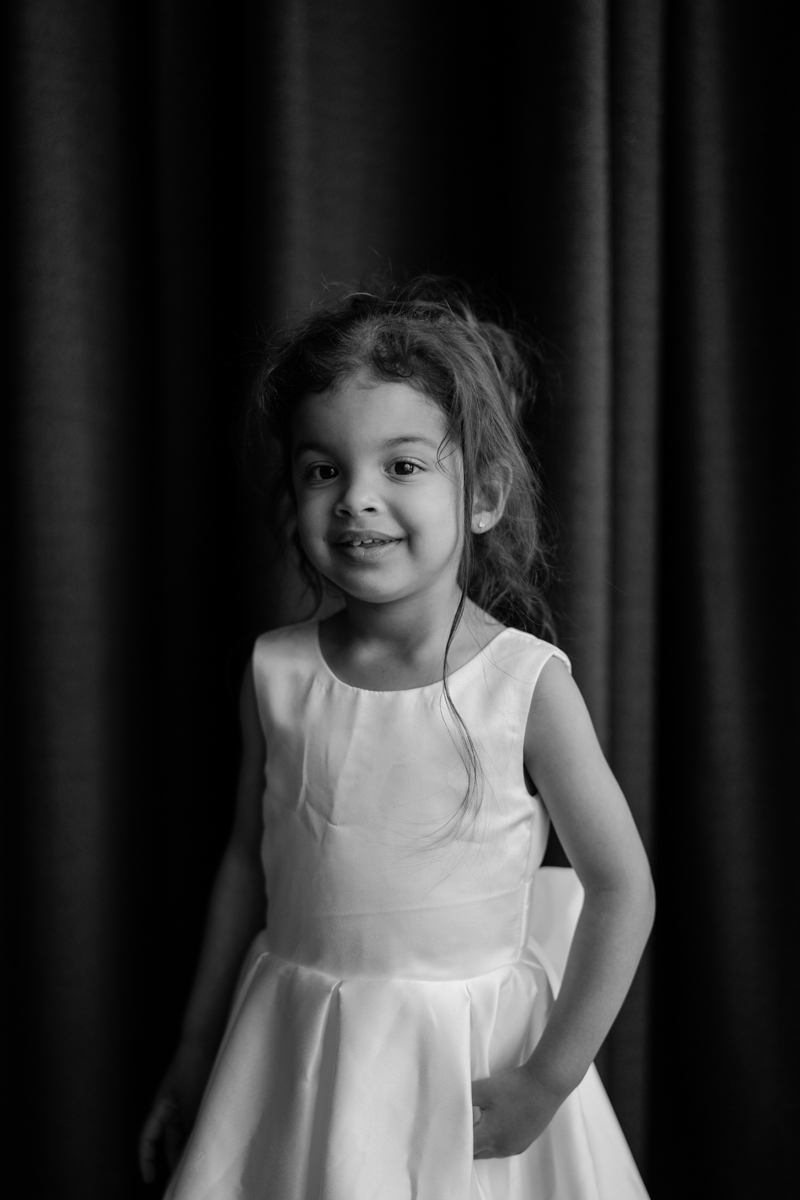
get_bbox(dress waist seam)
[255,943,547,986]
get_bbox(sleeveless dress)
[166,621,649,1200]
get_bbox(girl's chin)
[319,571,410,606]
[331,582,405,605]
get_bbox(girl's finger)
[143,1095,177,1136]
[139,1096,178,1181]
[139,1126,158,1183]
[472,1106,482,1126]
[165,1109,186,1170]
[139,1116,162,1179]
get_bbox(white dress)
[166,622,649,1200]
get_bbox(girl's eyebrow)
[293,434,440,459]
[381,435,441,450]
[293,440,326,459]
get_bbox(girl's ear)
[471,463,512,534]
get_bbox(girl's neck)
[339,586,462,649]
[319,594,504,692]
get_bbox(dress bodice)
[252,621,570,981]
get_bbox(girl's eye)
[391,460,420,477]
[306,464,338,482]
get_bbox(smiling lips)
[332,531,402,560]
[335,530,400,547]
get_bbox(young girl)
[140,279,654,1199]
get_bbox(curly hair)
[244,276,556,836]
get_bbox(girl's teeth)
[340,537,394,547]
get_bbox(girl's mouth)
[340,537,390,546]
[333,536,401,560]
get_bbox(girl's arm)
[472,656,655,1159]
[139,663,267,1183]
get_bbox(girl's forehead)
[293,377,449,443]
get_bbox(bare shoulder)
[239,659,266,756]
[526,654,586,730]
[523,654,653,892]
[228,661,267,857]
[533,652,574,694]
[247,618,317,743]
[523,653,606,783]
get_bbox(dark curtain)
[4,1,798,1196]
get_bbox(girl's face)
[291,375,464,610]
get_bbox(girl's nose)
[334,475,380,516]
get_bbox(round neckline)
[313,622,512,695]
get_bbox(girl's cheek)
[294,491,317,531]
[293,507,314,552]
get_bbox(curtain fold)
[651,2,799,1192]
[603,0,662,1151]
[7,0,147,1187]
[5,1,797,1196]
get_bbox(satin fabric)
[166,623,649,1200]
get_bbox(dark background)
[3,1,799,1196]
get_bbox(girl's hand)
[138,1042,215,1184]
[471,1066,565,1159]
